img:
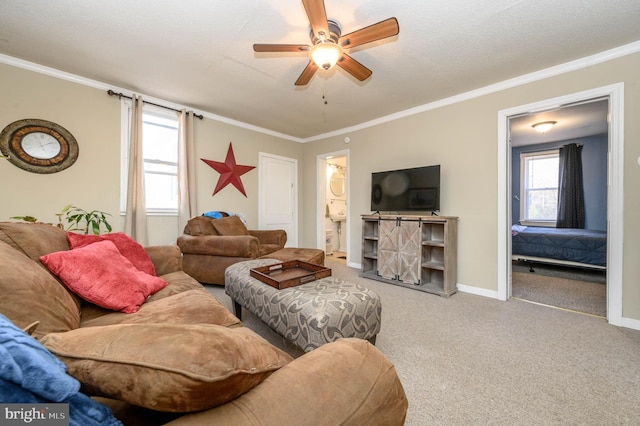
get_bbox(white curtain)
[177,109,197,231]
[124,95,148,245]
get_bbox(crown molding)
[2,38,639,144]
[301,40,640,142]
[0,53,303,143]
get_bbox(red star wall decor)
[201,143,256,197]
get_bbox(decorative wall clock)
[0,119,79,174]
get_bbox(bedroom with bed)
[509,103,609,315]
[511,225,607,271]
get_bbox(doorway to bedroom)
[509,98,608,317]
[499,83,625,325]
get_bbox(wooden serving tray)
[250,260,331,289]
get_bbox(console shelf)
[360,214,458,297]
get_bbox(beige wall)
[301,52,640,321]
[0,64,121,230]
[0,63,303,246]
[2,51,639,322]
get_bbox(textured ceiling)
[0,0,639,141]
[510,100,609,147]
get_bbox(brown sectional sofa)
[0,222,408,425]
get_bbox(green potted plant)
[57,204,112,235]
[11,204,113,235]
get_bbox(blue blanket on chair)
[0,315,122,425]
[202,210,247,225]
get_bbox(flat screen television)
[370,165,440,213]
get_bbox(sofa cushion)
[40,240,167,314]
[146,271,210,302]
[144,245,183,276]
[0,240,80,339]
[78,271,208,324]
[80,288,241,328]
[211,215,249,236]
[183,216,217,236]
[170,338,408,425]
[259,243,283,257]
[41,323,293,412]
[0,222,69,261]
[67,231,157,276]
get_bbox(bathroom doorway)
[317,150,349,264]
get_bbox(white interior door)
[258,153,297,247]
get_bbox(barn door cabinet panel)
[360,214,458,297]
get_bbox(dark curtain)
[556,143,585,228]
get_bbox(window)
[520,150,559,225]
[121,105,179,214]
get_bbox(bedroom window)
[520,150,559,226]
[121,105,179,214]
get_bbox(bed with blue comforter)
[512,225,607,269]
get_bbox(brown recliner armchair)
[177,215,286,285]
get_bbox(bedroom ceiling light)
[532,121,557,133]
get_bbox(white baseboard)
[351,265,500,300]
[458,286,640,332]
[621,317,640,331]
[352,268,640,331]
[456,283,499,299]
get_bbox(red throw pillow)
[67,232,156,276]
[40,240,168,313]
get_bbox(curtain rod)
[518,142,582,155]
[107,90,204,120]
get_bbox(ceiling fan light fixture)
[532,121,557,133]
[253,2,398,85]
[310,41,343,70]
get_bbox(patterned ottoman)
[225,259,381,352]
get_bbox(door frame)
[316,149,350,262]
[497,83,624,326]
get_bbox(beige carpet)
[206,258,640,425]
[512,271,606,317]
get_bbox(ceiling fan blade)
[253,44,310,53]
[337,53,372,81]
[295,61,319,86]
[339,17,399,49]
[302,0,329,38]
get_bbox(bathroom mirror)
[329,172,345,197]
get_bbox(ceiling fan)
[253,0,399,86]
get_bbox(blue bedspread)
[0,314,122,426]
[512,226,607,267]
